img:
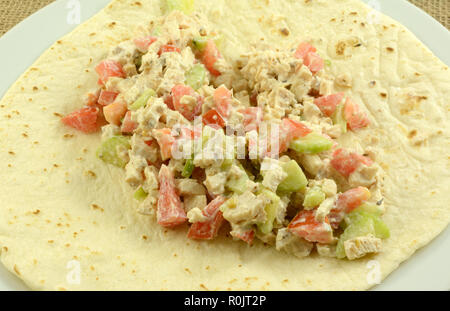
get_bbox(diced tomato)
[294,42,324,74]
[158,45,181,56]
[314,93,345,117]
[121,111,137,134]
[157,165,187,228]
[304,52,324,74]
[344,98,370,131]
[288,210,334,244]
[213,86,232,118]
[164,94,175,110]
[328,187,371,229]
[171,84,202,121]
[203,109,226,128]
[98,90,118,106]
[330,148,373,178]
[134,36,157,52]
[239,107,263,132]
[187,196,226,240]
[103,100,128,126]
[61,107,100,133]
[144,139,155,147]
[85,91,100,107]
[201,40,222,77]
[294,42,317,60]
[277,118,312,153]
[153,128,176,160]
[230,229,255,245]
[95,60,125,85]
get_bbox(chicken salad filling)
[61,8,389,260]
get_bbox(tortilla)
[0,0,449,290]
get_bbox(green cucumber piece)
[134,187,148,201]
[303,186,326,208]
[129,89,156,111]
[185,64,206,90]
[336,216,375,259]
[182,158,195,178]
[96,136,131,168]
[290,133,333,154]
[257,189,280,234]
[277,160,308,193]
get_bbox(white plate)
[0,0,448,291]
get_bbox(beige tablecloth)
[0,0,449,37]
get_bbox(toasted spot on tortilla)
[53,112,63,118]
[8,151,15,155]
[85,170,97,178]
[91,204,104,212]
[132,1,142,6]
[63,134,75,139]
[32,209,41,215]
[408,129,417,139]
[142,235,148,240]
[380,92,387,98]
[184,268,192,274]
[48,240,54,244]
[32,86,39,91]
[199,284,208,290]
[386,47,395,52]
[22,133,29,138]
[13,265,21,276]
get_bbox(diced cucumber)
[96,136,131,168]
[185,64,206,90]
[290,133,333,154]
[303,186,326,208]
[134,187,148,201]
[165,0,195,14]
[336,216,375,259]
[332,103,347,134]
[226,163,249,194]
[257,189,281,234]
[346,211,390,239]
[129,89,156,111]
[352,203,383,217]
[192,36,208,52]
[277,160,308,193]
[182,158,195,178]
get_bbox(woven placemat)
[0,0,449,37]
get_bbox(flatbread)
[0,0,449,290]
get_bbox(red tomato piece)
[164,94,175,110]
[134,36,157,52]
[239,107,263,132]
[85,91,100,107]
[157,165,187,228]
[213,86,232,118]
[330,148,373,178]
[153,128,176,160]
[294,42,324,74]
[98,90,118,106]
[294,42,317,60]
[201,40,222,77]
[230,229,255,245]
[103,100,128,126]
[61,107,100,133]
[328,187,371,229]
[95,60,125,85]
[304,52,324,74]
[121,111,137,134]
[314,93,345,117]
[203,109,226,128]
[187,196,227,240]
[344,98,370,131]
[288,210,334,244]
[158,45,181,56]
[277,118,312,153]
[171,84,202,121]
